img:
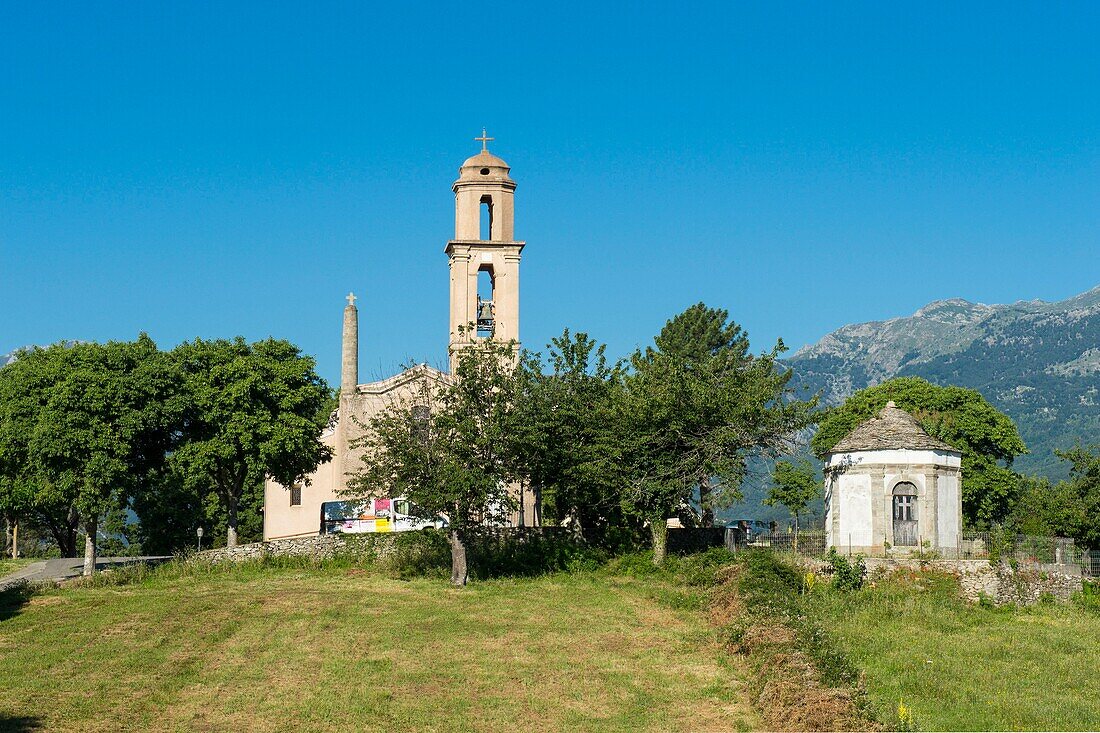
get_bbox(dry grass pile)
[712,552,878,732]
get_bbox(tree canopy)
[812,376,1028,528]
[764,459,822,533]
[164,337,332,547]
[618,304,816,562]
[347,333,520,585]
[1011,445,1100,549]
[0,337,181,572]
[510,330,627,533]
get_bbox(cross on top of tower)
[346,292,357,306]
[475,128,494,152]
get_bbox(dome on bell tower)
[458,149,512,182]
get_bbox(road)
[0,556,172,590]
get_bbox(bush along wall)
[195,527,603,579]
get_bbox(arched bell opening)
[479,195,494,241]
[476,266,495,337]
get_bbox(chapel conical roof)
[828,401,959,454]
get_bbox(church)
[263,136,538,540]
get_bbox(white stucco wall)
[936,473,961,550]
[837,474,873,547]
[825,449,961,470]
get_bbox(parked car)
[725,519,773,542]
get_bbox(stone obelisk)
[337,292,359,489]
[341,292,358,392]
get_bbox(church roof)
[828,401,959,454]
[355,362,451,395]
[461,150,509,169]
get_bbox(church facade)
[263,138,536,540]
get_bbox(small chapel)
[263,136,538,540]
[823,401,963,556]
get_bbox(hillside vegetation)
[789,285,1100,478]
[0,559,756,733]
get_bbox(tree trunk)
[43,507,80,557]
[699,480,714,528]
[449,529,468,586]
[651,517,668,566]
[793,512,799,552]
[83,517,98,577]
[10,520,17,559]
[226,496,239,548]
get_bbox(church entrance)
[892,482,918,546]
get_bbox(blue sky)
[2,2,1098,385]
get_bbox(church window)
[479,168,490,175]
[290,484,302,507]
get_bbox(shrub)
[827,548,866,592]
[1073,579,1100,614]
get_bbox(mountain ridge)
[788,284,1100,479]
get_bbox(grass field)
[0,559,32,577]
[0,559,757,733]
[806,569,1100,731]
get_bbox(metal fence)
[1082,550,1100,578]
[725,528,1083,568]
[956,532,1077,565]
[726,529,827,556]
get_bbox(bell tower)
[447,130,525,370]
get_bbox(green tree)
[620,304,816,564]
[166,337,332,548]
[763,459,822,546]
[2,338,180,573]
[1009,474,1086,540]
[811,377,1028,528]
[0,345,77,555]
[347,333,520,586]
[510,330,628,534]
[1053,445,1100,549]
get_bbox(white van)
[320,498,446,535]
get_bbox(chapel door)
[892,483,918,547]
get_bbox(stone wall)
[857,557,1082,605]
[957,563,1082,605]
[197,533,396,563]
[196,527,586,566]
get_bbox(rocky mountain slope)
[787,285,1100,478]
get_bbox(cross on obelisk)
[475,128,494,152]
[346,292,357,306]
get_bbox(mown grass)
[0,553,756,733]
[804,569,1100,731]
[0,558,33,577]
